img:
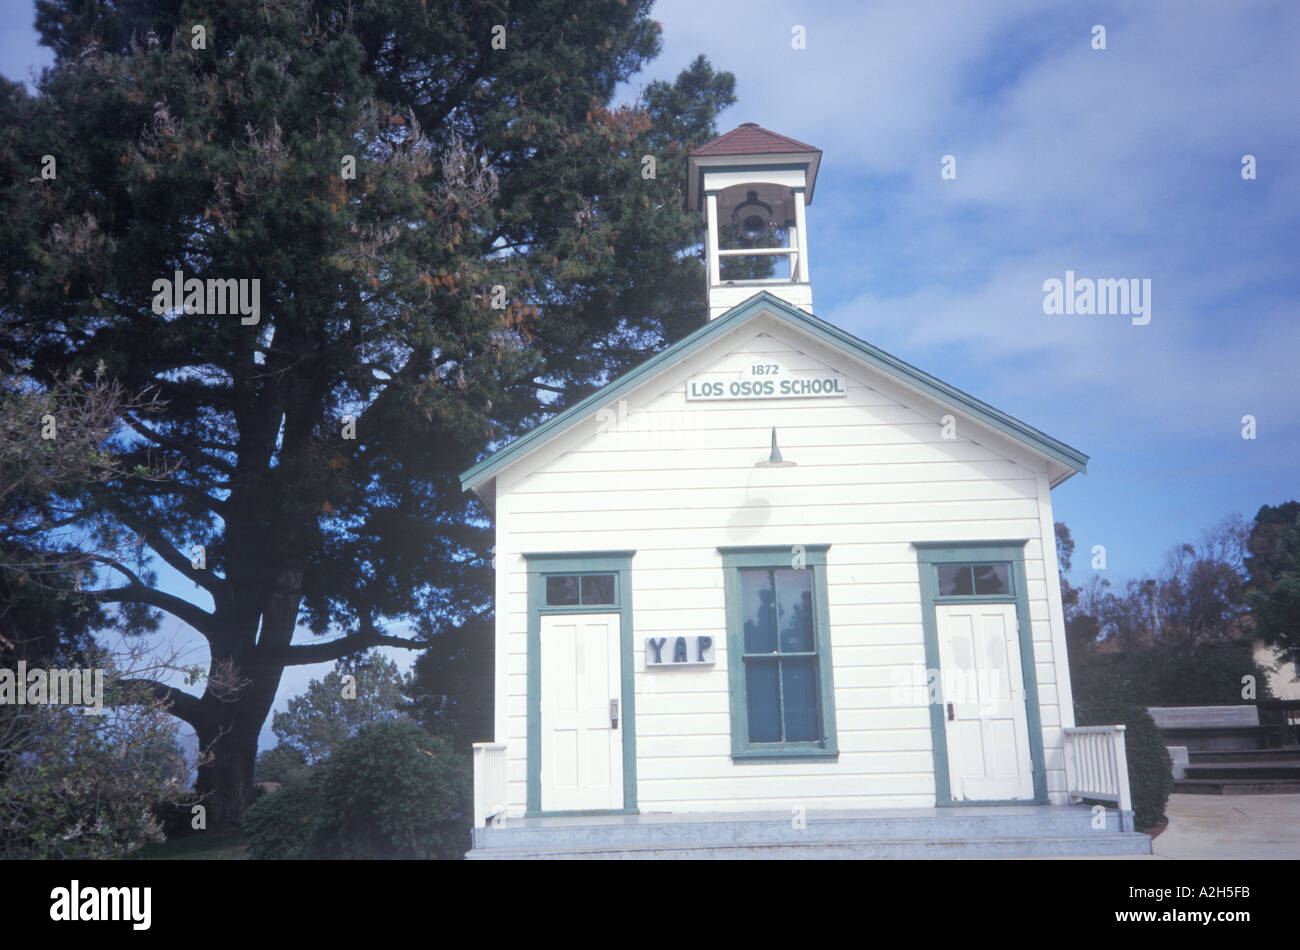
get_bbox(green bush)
[241,776,324,859]
[255,743,313,786]
[242,721,471,860]
[1069,640,1272,707]
[312,722,471,860]
[1074,700,1173,829]
[0,683,189,859]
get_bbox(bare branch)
[114,678,206,728]
[90,584,219,639]
[267,632,425,666]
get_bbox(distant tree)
[1139,515,1250,646]
[1155,515,1252,647]
[1063,515,1253,654]
[408,612,492,754]
[1054,522,1078,604]
[1056,522,1117,652]
[254,742,311,786]
[1245,501,1300,671]
[1095,577,1158,650]
[272,651,413,765]
[1071,639,1272,709]
[1065,575,1106,652]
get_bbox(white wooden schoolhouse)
[462,124,1147,858]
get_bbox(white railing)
[1063,725,1134,832]
[472,742,508,829]
[714,247,805,283]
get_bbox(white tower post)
[705,191,721,289]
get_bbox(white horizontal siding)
[518,461,1038,492]
[508,478,1040,513]
[491,321,1074,815]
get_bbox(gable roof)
[460,292,1089,497]
[690,123,821,157]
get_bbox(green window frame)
[934,561,1014,598]
[719,545,838,761]
[543,572,618,608]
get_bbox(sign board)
[645,636,715,668]
[686,360,846,402]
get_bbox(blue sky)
[635,0,1299,580]
[4,0,1298,750]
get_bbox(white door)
[540,613,624,811]
[936,603,1034,801]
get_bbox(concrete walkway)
[1051,792,1300,859]
[1149,793,1300,859]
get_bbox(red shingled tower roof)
[690,122,821,157]
[686,124,822,210]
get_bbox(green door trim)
[913,540,1049,805]
[523,550,638,817]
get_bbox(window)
[545,573,616,607]
[741,568,820,742]
[720,546,837,759]
[936,562,1011,596]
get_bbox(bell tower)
[687,123,822,320]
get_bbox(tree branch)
[264,632,425,666]
[109,474,229,515]
[524,379,567,394]
[114,678,206,728]
[121,413,236,476]
[84,489,232,608]
[91,584,219,639]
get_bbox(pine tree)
[1,0,736,825]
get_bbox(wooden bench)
[1147,705,1282,751]
[1257,699,1300,748]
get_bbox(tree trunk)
[195,720,257,830]
[194,657,286,830]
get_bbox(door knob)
[610,698,619,729]
[947,702,955,721]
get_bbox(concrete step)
[1173,779,1300,795]
[1157,727,1278,753]
[467,833,1153,860]
[1190,748,1300,764]
[1183,761,1300,780]
[468,806,1148,858]
[472,807,1129,853]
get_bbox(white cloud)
[642,0,1299,476]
